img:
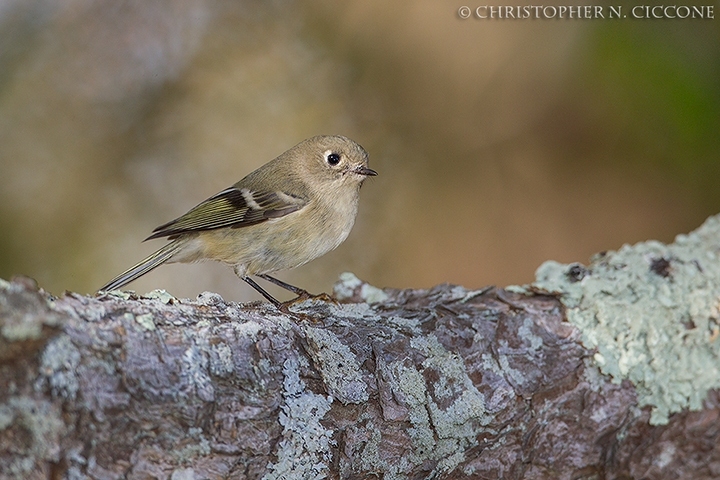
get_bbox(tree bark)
[3,216,720,479]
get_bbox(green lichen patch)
[38,335,81,400]
[144,289,176,304]
[412,336,491,439]
[367,334,491,478]
[334,272,388,304]
[0,397,65,476]
[304,326,369,404]
[262,358,334,480]
[534,214,720,424]
[0,278,63,342]
[134,312,156,331]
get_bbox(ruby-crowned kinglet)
[99,135,377,309]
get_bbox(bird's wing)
[145,187,307,240]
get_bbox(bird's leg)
[241,276,293,314]
[258,274,337,306]
[257,274,311,298]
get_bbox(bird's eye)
[326,152,341,166]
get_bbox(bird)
[98,135,377,310]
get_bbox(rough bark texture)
[3,217,720,479]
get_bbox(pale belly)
[191,201,357,276]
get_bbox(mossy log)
[4,215,720,479]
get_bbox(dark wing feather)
[145,187,306,240]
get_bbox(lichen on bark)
[3,217,720,479]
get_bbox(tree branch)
[3,216,720,479]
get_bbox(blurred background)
[1,0,718,302]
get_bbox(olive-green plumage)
[99,135,376,306]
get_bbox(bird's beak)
[355,166,378,177]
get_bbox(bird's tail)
[98,240,185,292]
